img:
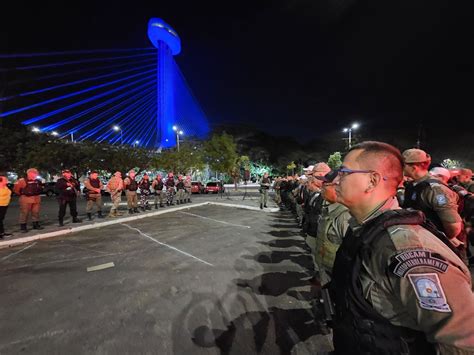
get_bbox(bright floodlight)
[113,125,120,131]
[172,125,177,131]
[178,130,184,135]
[135,140,140,144]
[343,128,348,133]
[32,127,41,132]
[51,131,59,136]
[352,123,360,129]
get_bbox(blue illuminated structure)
[0,18,209,148]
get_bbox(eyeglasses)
[336,167,388,181]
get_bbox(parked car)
[43,182,58,197]
[191,181,205,194]
[204,181,225,194]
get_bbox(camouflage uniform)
[332,198,474,354]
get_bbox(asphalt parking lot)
[0,204,332,354]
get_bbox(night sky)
[1,0,473,147]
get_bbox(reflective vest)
[331,209,458,354]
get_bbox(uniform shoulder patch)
[408,273,451,313]
[389,249,448,277]
[435,194,447,206]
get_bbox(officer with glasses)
[328,141,474,354]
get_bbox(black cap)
[90,170,98,174]
[315,170,338,183]
[62,169,71,174]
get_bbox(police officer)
[176,175,186,205]
[152,174,165,209]
[55,169,82,226]
[402,149,464,252]
[184,175,192,203]
[84,170,104,220]
[124,170,139,214]
[165,172,176,206]
[138,173,152,211]
[313,170,350,285]
[259,172,271,209]
[458,168,474,193]
[14,168,44,233]
[106,171,123,217]
[331,141,474,354]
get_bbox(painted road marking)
[86,262,115,272]
[0,242,37,261]
[122,223,214,267]
[179,211,251,229]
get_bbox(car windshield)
[207,182,217,186]
[191,182,200,185]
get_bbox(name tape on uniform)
[390,249,448,278]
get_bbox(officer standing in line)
[313,170,350,285]
[83,170,104,220]
[458,168,474,193]
[184,175,192,203]
[13,168,44,233]
[331,141,474,354]
[124,170,139,214]
[259,172,271,209]
[138,173,152,211]
[402,149,465,254]
[273,177,282,205]
[55,169,82,226]
[176,175,186,205]
[165,172,176,206]
[106,171,123,217]
[152,174,165,209]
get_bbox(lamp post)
[172,125,184,151]
[134,140,140,147]
[113,125,123,145]
[342,123,360,149]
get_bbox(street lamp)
[172,125,184,151]
[342,123,360,149]
[113,125,123,145]
[134,140,140,147]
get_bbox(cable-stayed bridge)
[0,18,210,148]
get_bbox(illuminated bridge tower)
[147,18,181,148]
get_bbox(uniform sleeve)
[422,184,462,224]
[333,209,351,241]
[84,179,93,190]
[386,227,474,352]
[13,179,25,195]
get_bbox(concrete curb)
[0,201,278,249]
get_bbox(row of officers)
[274,144,474,354]
[12,169,193,232]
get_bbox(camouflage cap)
[430,167,451,179]
[402,149,431,164]
[312,162,331,176]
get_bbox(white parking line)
[0,242,37,262]
[121,223,214,267]
[179,211,251,229]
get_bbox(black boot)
[87,213,92,221]
[188,198,191,203]
[129,209,134,214]
[72,217,82,223]
[21,224,28,233]
[264,204,268,208]
[134,207,140,213]
[260,204,263,209]
[32,221,44,230]
[177,200,180,205]
[154,203,158,209]
[97,211,104,219]
[59,219,64,227]
[160,203,164,208]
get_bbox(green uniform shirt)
[414,175,462,225]
[350,197,474,353]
